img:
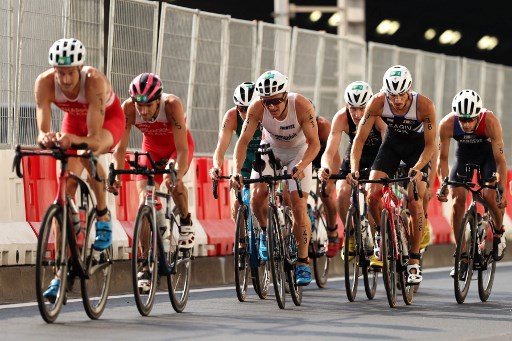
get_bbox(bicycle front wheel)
[283,207,302,306]
[381,209,397,308]
[36,204,69,323]
[454,211,476,304]
[167,214,191,313]
[268,207,286,309]
[81,209,113,319]
[312,203,330,288]
[344,206,360,302]
[234,205,250,302]
[251,214,269,299]
[397,210,413,305]
[132,205,158,316]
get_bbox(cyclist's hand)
[230,173,243,190]
[38,132,58,148]
[209,167,221,180]
[56,132,74,150]
[292,165,305,180]
[163,172,180,189]
[346,171,359,186]
[436,187,448,202]
[106,176,121,193]
[318,167,330,182]
[409,168,422,182]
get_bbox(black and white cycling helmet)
[344,81,373,107]
[233,82,256,106]
[48,38,86,67]
[452,89,482,118]
[382,65,412,95]
[255,70,288,97]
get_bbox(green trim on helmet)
[57,56,72,66]
[135,94,149,103]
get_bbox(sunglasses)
[458,117,477,124]
[260,94,287,107]
[237,106,248,113]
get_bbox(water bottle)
[68,196,80,235]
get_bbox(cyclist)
[209,82,260,215]
[35,38,125,300]
[318,81,386,265]
[109,73,194,291]
[436,89,507,276]
[311,115,341,257]
[347,65,437,285]
[231,70,321,286]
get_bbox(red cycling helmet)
[129,73,163,103]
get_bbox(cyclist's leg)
[251,182,269,260]
[335,179,351,258]
[134,178,153,290]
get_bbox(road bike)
[439,163,503,303]
[13,144,113,323]
[108,152,191,315]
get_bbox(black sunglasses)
[260,94,287,107]
[237,106,248,113]
[458,116,477,123]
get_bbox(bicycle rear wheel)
[312,203,330,288]
[132,205,158,316]
[344,206,360,302]
[397,210,413,305]
[36,204,69,323]
[362,220,378,300]
[234,205,250,302]
[81,209,113,319]
[268,207,286,309]
[454,211,476,304]
[283,207,302,306]
[167,213,191,313]
[478,222,496,302]
[381,209,397,308]
[251,215,269,299]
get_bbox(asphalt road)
[1,263,511,340]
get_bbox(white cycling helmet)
[48,38,86,67]
[233,82,256,106]
[344,81,373,107]
[255,70,288,97]
[382,65,412,95]
[452,89,482,118]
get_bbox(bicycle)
[307,170,330,288]
[438,163,503,304]
[213,175,270,302]
[236,143,303,309]
[324,169,378,301]
[108,151,191,315]
[13,144,113,323]
[364,172,419,308]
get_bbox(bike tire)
[344,206,360,302]
[234,205,250,302]
[381,209,397,308]
[397,210,413,305]
[251,214,269,299]
[362,218,378,300]
[81,209,113,319]
[167,213,191,313]
[312,204,330,288]
[283,207,302,306]
[36,204,69,323]
[268,207,286,309]
[478,221,496,302]
[132,205,158,316]
[454,211,476,304]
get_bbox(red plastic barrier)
[22,156,58,222]
[199,219,235,256]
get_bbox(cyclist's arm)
[213,109,237,171]
[437,114,452,181]
[321,109,347,171]
[34,70,55,145]
[486,111,508,189]
[112,99,135,172]
[83,68,109,152]
[165,95,189,180]
[233,102,262,174]
[412,96,437,173]
[295,95,320,172]
[375,116,388,140]
[351,95,381,173]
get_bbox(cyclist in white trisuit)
[347,65,437,285]
[231,70,321,286]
